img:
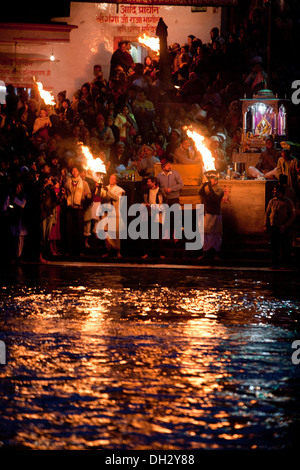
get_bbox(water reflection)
[0,266,299,449]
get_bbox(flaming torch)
[184,127,216,174]
[33,76,56,107]
[138,34,160,53]
[78,143,106,183]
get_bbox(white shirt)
[148,187,159,205]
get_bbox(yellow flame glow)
[138,34,160,53]
[33,77,56,106]
[79,144,106,174]
[185,127,216,172]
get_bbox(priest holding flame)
[185,127,224,261]
[64,165,92,256]
[198,171,224,261]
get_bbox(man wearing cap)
[136,144,160,178]
[157,160,184,204]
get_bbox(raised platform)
[153,164,276,234]
[179,179,276,234]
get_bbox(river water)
[0,265,299,450]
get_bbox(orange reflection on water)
[2,273,298,450]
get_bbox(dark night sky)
[1,1,71,22]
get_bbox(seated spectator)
[80,82,94,106]
[175,53,192,86]
[129,134,143,163]
[108,141,129,176]
[224,100,242,136]
[153,135,167,160]
[61,99,74,126]
[89,136,101,159]
[132,90,155,143]
[208,27,224,48]
[209,135,228,172]
[226,127,242,161]
[173,136,202,164]
[32,108,52,141]
[249,136,280,179]
[93,113,115,159]
[244,56,268,97]
[188,103,207,126]
[91,64,108,94]
[143,55,156,80]
[160,117,172,143]
[55,90,66,115]
[177,72,204,104]
[169,43,181,73]
[134,144,160,178]
[70,90,81,115]
[114,104,138,147]
[24,99,38,134]
[166,128,181,162]
[106,115,120,143]
[187,34,196,54]
[202,85,222,119]
[131,63,150,92]
[48,154,62,179]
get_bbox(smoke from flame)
[138,34,160,53]
[33,77,56,106]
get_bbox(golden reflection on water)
[1,270,299,450]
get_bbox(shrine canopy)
[78,0,238,5]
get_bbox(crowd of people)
[0,8,299,265]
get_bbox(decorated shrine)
[241,89,287,151]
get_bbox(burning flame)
[138,34,160,53]
[79,144,106,175]
[185,127,216,172]
[33,77,56,106]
